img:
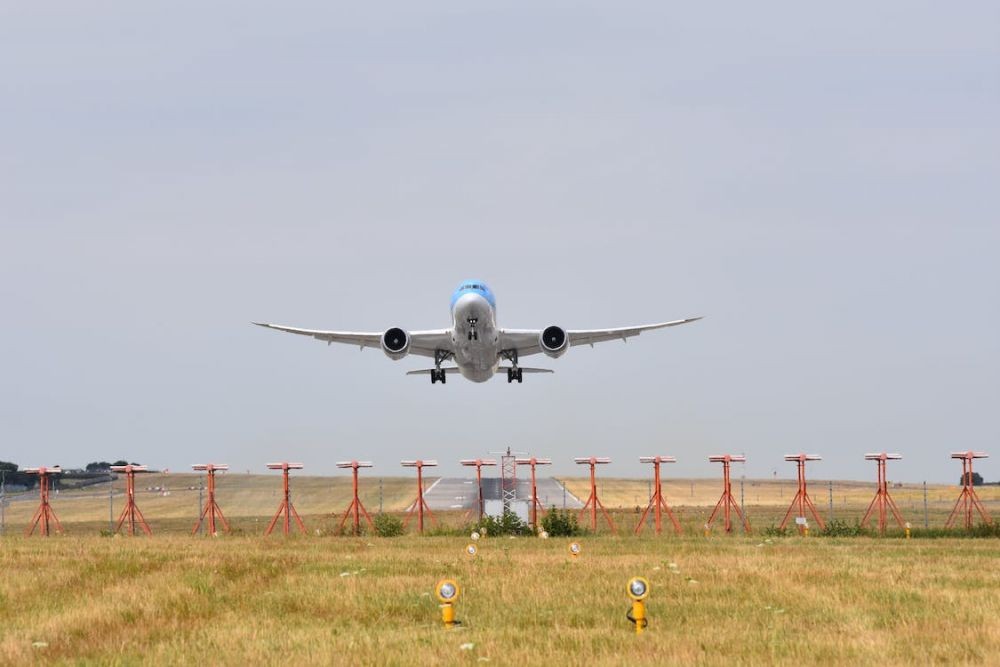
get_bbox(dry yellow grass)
[1,473,422,534]
[0,534,997,665]
[559,477,1000,530]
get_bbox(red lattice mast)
[635,456,682,535]
[515,457,552,530]
[574,457,616,533]
[191,464,231,535]
[860,452,906,534]
[778,454,825,533]
[706,454,751,534]
[401,460,438,533]
[110,465,153,536]
[264,462,306,536]
[337,460,375,535]
[24,466,63,537]
[460,458,497,522]
[945,451,993,530]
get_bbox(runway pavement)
[423,477,583,512]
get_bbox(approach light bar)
[23,467,63,475]
[191,464,229,471]
[401,460,438,467]
[708,455,746,463]
[574,457,611,465]
[865,453,903,460]
[460,459,497,466]
[950,451,989,459]
[266,462,304,470]
[783,454,822,462]
[336,461,373,468]
[639,456,677,464]
[110,465,149,472]
[515,458,552,465]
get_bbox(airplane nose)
[455,292,489,315]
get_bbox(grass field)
[1,533,998,665]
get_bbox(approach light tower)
[110,465,153,536]
[635,456,682,535]
[337,460,375,535]
[574,457,616,533]
[264,462,307,536]
[401,460,438,533]
[860,453,906,534]
[515,456,552,530]
[191,464,231,535]
[945,451,993,530]
[778,454,825,534]
[460,458,497,522]
[706,454,751,534]
[24,467,63,537]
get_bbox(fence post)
[923,481,929,529]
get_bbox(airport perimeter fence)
[1,475,998,536]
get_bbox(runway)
[423,477,583,512]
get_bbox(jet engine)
[381,327,411,360]
[539,325,568,358]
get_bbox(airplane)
[253,280,701,384]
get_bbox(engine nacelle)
[539,325,568,359]
[381,327,411,360]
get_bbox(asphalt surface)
[423,477,583,511]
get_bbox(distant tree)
[86,461,112,472]
[962,472,984,486]
[0,461,18,473]
[111,460,130,467]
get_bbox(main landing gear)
[501,349,522,383]
[431,349,452,385]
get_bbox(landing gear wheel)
[431,369,446,384]
[506,368,523,384]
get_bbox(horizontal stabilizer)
[406,366,554,376]
[496,366,553,374]
[406,367,463,376]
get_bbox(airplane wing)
[498,317,702,358]
[252,323,453,358]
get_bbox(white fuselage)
[451,292,500,382]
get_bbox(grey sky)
[2,2,998,483]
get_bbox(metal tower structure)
[515,456,552,530]
[459,458,497,522]
[860,452,906,534]
[110,464,153,536]
[574,457,616,533]
[191,464,231,535]
[945,451,993,529]
[401,460,438,533]
[264,462,307,536]
[778,454,825,533]
[491,447,526,513]
[706,454,750,534]
[635,456,682,535]
[24,466,63,536]
[337,460,376,535]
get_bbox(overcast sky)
[2,2,998,483]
